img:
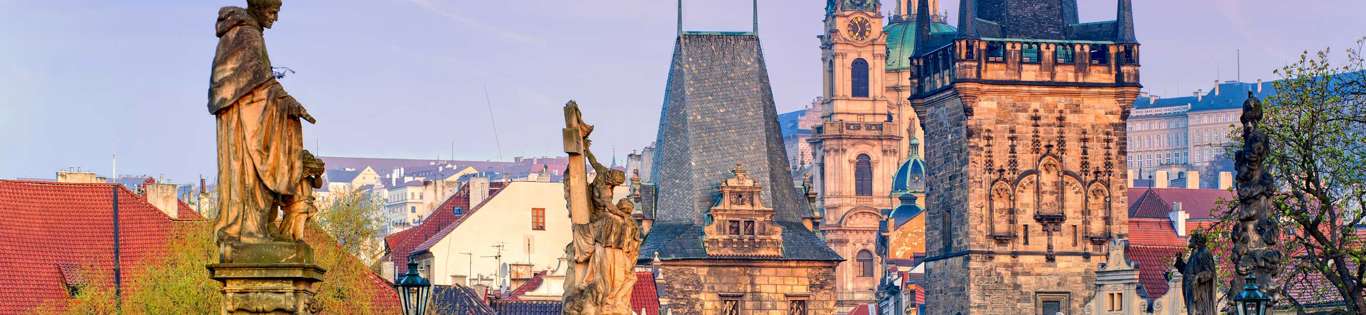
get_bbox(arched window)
[851,58,870,97]
[857,250,875,277]
[855,154,873,196]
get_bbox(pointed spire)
[957,0,976,39]
[752,0,759,35]
[1115,0,1137,43]
[914,0,932,54]
[677,0,683,36]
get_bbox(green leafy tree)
[1208,38,1366,314]
[317,189,386,266]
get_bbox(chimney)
[1218,171,1234,190]
[1186,171,1200,189]
[1214,81,1220,96]
[1154,171,1169,189]
[56,170,102,184]
[1256,79,1264,94]
[1195,89,1203,102]
[143,182,180,219]
[1149,95,1158,104]
[1169,202,1188,237]
[469,176,490,206]
[1127,169,1136,188]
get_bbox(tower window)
[851,58,870,97]
[744,220,756,236]
[1055,44,1075,64]
[720,295,742,315]
[855,154,873,196]
[857,250,875,277]
[1023,224,1030,245]
[728,220,741,235]
[986,42,1005,62]
[1089,45,1110,65]
[1021,44,1040,64]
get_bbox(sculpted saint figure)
[561,102,641,315]
[209,0,324,260]
[1174,233,1217,315]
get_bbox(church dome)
[891,156,926,195]
[885,20,956,71]
[890,193,923,229]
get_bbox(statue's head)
[1188,232,1207,250]
[607,170,626,187]
[247,0,282,29]
[616,199,635,214]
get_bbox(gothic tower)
[813,0,897,310]
[910,0,1139,314]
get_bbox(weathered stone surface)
[656,261,837,315]
[209,263,325,315]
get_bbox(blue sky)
[2,0,1364,183]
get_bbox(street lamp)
[394,261,432,315]
[1233,274,1270,315]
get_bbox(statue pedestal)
[209,263,326,315]
[209,242,326,314]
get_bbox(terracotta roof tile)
[0,180,199,314]
[386,182,507,274]
[1127,188,1234,220]
[848,304,872,315]
[1128,218,1186,247]
[631,271,660,315]
[1125,245,1184,299]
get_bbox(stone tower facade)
[813,0,897,310]
[908,0,1140,314]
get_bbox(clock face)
[847,16,872,41]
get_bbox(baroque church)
[811,0,951,311]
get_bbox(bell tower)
[812,0,900,311]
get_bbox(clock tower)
[812,0,899,311]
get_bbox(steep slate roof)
[0,180,203,314]
[642,32,839,262]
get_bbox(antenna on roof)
[482,84,505,161]
[1236,49,1242,82]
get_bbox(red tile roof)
[1125,244,1184,299]
[847,304,872,315]
[385,182,506,274]
[0,180,202,314]
[631,271,660,315]
[411,183,509,254]
[1128,218,1186,247]
[1127,188,1234,220]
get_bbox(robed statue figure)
[209,0,325,261]
[561,101,642,315]
[1175,233,1217,315]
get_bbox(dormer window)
[704,164,784,257]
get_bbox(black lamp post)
[395,261,432,315]
[1233,274,1270,315]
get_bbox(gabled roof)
[325,168,362,184]
[631,271,661,315]
[1125,244,1184,299]
[410,182,510,255]
[383,182,508,274]
[0,180,203,314]
[1128,218,1186,247]
[1128,188,1234,220]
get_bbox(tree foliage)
[317,189,386,266]
[1207,38,1366,314]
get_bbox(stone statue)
[1230,92,1281,303]
[209,0,325,261]
[1174,233,1217,315]
[206,2,327,313]
[561,101,641,315]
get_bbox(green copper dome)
[885,20,956,71]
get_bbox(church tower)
[910,0,1139,314]
[812,0,898,310]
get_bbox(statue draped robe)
[209,6,310,246]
